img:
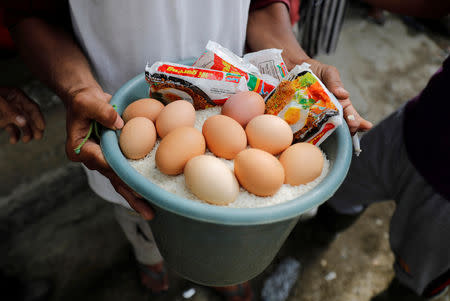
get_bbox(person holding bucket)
[323,1,450,300]
[6,0,370,298]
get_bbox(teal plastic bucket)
[101,59,352,286]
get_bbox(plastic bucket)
[101,59,352,286]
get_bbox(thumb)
[91,100,123,130]
[321,65,349,100]
[76,93,123,130]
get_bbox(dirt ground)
[1,4,449,301]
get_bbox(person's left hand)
[304,59,373,135]
[64,86,154,220]
[0,87,46,144]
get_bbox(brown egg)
[156,100,196,138]
[184,155,239,205]
[119,117,156,160]
[221,91,265,127]
[234,148,284,197]
[155,127,205,175]
[279,143,324,185]
[202,115,247,159]
[122,98,164,123]
[245,114,293,155]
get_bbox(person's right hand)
[304,59,373,135]
[65,87,155,220]
[0,87,45,144]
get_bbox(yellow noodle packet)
[265,63,343,146]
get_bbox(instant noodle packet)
[264,63,343,146]
[243,48,289,82]
[145,61,248,110]
[193,41,278,98]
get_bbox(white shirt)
[69,0,251,207]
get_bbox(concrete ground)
[1,5,449,301]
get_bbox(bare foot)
[138,261,169,294]
[213,282,253,301]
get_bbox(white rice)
[128,107,330,208]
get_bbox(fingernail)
[347,114,355,121]
[16,116,26,126]
[114,116,124,129]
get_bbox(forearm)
[10,18,100,104]
[247,2,309,70]
[363,0,450,18]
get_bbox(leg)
[312,108,406,247]
[328,107,406,213]
[113,205,168,293]
[114,205,163,265]
[372,179,450,300]
[389,175,450,297]
[328,106,450,297]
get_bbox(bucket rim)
[101,59,352,226]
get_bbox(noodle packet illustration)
[193,41,278,98]
[264,63,343,146]
[145,61,248,110]
[243,48,289,82]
